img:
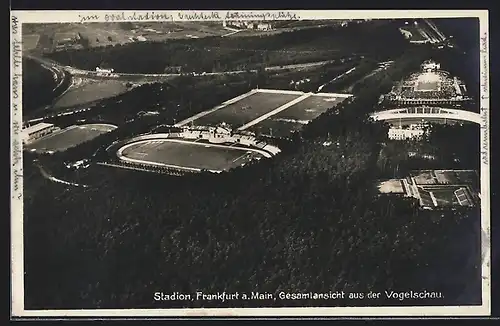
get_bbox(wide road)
[25,52,363,83]
[370,108,482,125]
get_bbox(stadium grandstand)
[382,60,472,107]
[21,122,60,145]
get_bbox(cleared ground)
[23,35,41,51]
[120,138,264,172]
[193,92,301,128]
[454,170,479,185]
[25,124,117,153]
[248,94,348,136]
[53,80,129,109]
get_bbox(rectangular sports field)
[454,170,479,186]
[247,94,348,136]
[400,26,428,42]
[430,189,461,207]
[418,188,435,207]
[120,139,264,171]
[276,94,347,121]
[416,81,439,91]
[26,124,116,152]
[412,171,437,185]
[192,92,301,129]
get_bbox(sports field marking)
[22,34,41,51]
[29,125,78,144]
[255,89,306,95]
[231,152,250,163]
[237,93,313,131]
[315,92,353,98]
[429,191,439,207]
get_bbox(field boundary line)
[429,191,439,207]
[255,89,306,95]
[117,138,274,159]
[315,92,353,98]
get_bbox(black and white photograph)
[10,10,491,317]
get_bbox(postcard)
[10,9,490,318]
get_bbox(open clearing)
[53,80,129,109]
[193,91,302,128]
[119,138,265,172]
[22,34,41,51]
[377,179,405,194]
[412,171,438,185]
[25,123,117,153]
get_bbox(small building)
[421,60,441,72]
[22,122,59,144]
[257,23,272,31]
[388,125,425,141]
[96,67,114,73]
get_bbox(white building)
[96,67,114,74]
[257,23,272,31]
[388,125,425,141]
[421,60,441,72]
[22,122,59,144]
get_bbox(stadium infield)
[118,138,266,172]
[25,123,117,153]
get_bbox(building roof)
[23,122,54,135]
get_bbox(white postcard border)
[10,9,490,318]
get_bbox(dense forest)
[22,58,57,115]
[46,21,409,74]
[432,18,481,107]
[23,39,482,309]
[22,57,73,116]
